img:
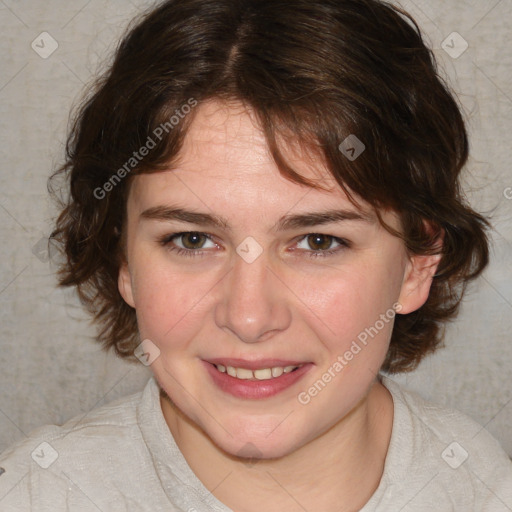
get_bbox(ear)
[118,261,136,308]
[397,227,443,315]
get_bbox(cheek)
[131,259,211,344]
[297,259,401,352]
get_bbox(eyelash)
[158,232,350,259]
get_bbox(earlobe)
[118,262,136,308]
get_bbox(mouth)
[203,358,313,399]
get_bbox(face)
[118,99,434,459]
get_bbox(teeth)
[236,368,253,380]
[271,367,283,377]
[254,368,272,380]
[215,364,302,381]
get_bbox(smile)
[203,360,313,399]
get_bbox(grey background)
[0,0,511,457]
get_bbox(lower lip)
[203,361,313,399]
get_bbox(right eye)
[159,231,218,257]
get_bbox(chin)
[220,434,297,461]
[205,416,309,461]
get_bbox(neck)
[160,379,393,512]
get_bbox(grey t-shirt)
[0,375,511,511]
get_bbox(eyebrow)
[140,205,375,232]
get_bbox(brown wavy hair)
[48,0,490,373]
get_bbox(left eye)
[296,234,343,252]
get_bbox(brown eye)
[306,234,335,251]
[159,231,218,258]
[294,234,350,258]
[180,232,208,249]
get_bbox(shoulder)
[377,376,512,511]
[1,384,143,459]
[0,382,149,511]
[384,376,509,460]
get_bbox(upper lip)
[205,358,309,370]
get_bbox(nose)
[214,248,292,344]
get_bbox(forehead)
[175,98,331,184]
[134,100,342,197]
[127,99,397,230]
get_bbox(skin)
[118,99,441,511]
